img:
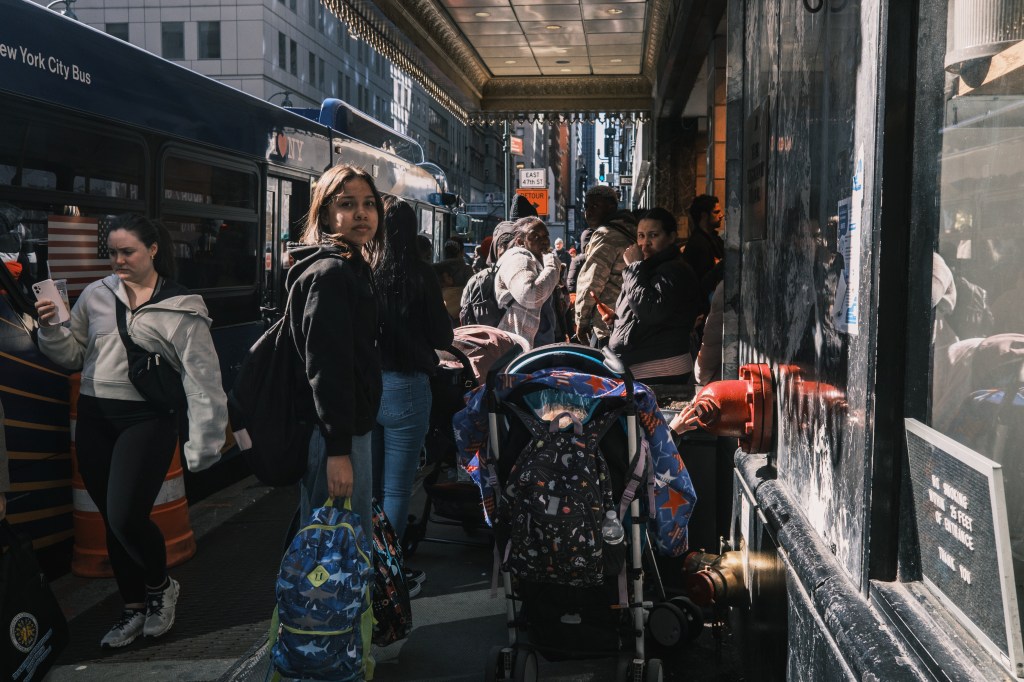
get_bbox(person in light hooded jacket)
[35,215,227,650]
[494,217,560,347]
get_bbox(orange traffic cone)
[68,373,197,578]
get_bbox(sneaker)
[100,609,144,648]
[407,579,422,599]
[404,568,426,585]
[143,578,180,638]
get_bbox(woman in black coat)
[606,207,701,386]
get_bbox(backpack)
[459,265,504,327]
[370,501,413,646]
[498,404,623,587]
[271,498,374,682]
[228,294,315,487]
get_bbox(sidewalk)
[46,477,295,682]
[44,471,745,681]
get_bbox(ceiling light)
[474,11,490,17]
[607,8,623,14]
[556,49,568,54]
[610,58,622,63]
[545,24,561,30]
[556,59,570,64]
[560,68,571,72]
[505,60,517,64]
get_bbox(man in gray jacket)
[574,185,638,344]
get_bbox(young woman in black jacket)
[606,207,701,385]
[371,197,453,592]
[285,165,384,543]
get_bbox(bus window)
[159,152,260,297]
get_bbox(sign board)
[510,136,523,156]
[518,168,546,188]
[905,419,1024,675]
[620,175,632,186]
[743,101,768,241]
[515,188,548,217]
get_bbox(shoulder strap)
[114,298,146,355]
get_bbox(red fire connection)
[690,363,775,454]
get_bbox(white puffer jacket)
[37,275,227,472]
[494,246,559,346]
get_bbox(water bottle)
[601,510,626,574]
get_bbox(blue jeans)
[301,428,373,543]
[371,371,432,540]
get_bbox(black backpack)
[497,404,623,587]
[459,265,504,327]
[228,296,315,486]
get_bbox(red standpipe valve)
[691,363,774,454]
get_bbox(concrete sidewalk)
[46,477,295,682]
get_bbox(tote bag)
[1,520,69,681]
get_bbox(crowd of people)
[24,165,726,669]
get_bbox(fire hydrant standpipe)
[691,363,774,454]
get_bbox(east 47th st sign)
[519,169,546,188]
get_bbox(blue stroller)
[454,344,700,682]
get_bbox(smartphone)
[32,278,71,325]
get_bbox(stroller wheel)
[512,647,538,682]
[647,601,687,648]
[485,645,511,681]
[644,659,664,682]
[669,596,705,642]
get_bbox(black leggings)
[76,395,178,604]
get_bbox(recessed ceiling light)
[607,8,623,14]
[556,59,570,64]
[610,58,622,63]
[505,60,517,64]
[474,11,490,17]
[545,24,561,30]
[560,68,571,72]
[556,49,568,54]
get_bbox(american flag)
[47,215,114,297]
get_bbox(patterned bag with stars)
[271,497,373,682]
[498,404,624,588]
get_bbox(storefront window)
[928,0,1024,634]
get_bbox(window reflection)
[931,21,1024,618]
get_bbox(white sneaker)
[100,609,145,648]
[143,578,180,638]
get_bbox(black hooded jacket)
[285,244,382,457]
[609,246,700,367]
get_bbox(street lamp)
[268,91,294,107]
[46,0,77,20]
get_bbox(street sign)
[620,175,632,185]
[519,168,546,188]
[515,188,548,217]
[510,136,523,156]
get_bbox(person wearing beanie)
[509,193,539,220]
[494,217,559,346]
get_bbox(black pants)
[76,395,177,604]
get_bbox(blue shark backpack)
[271,498,373,682]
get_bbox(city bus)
[0,0,457,571]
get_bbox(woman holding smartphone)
[34,215,227,649]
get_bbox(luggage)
[370,501,412,646]
[1,520,69,682]
[271,498,373,682]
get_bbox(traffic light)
[598,163,606,182]
[577,168,588,199]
